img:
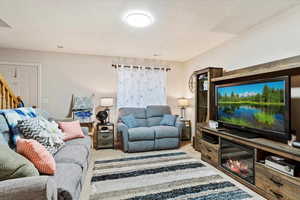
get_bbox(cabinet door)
[194,123,202,152]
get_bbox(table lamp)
[177,97,189,119]
[100,97,114,124]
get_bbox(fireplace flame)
[226,159,249,175]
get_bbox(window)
[117,67,167,108]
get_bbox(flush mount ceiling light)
[123,11,154,28]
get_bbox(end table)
[181,120,191,141]
[95,123,114,149]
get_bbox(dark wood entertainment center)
[194,56,300,200]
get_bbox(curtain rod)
[111,64,171,71]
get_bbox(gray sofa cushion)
[147,117,163,127]
[54,144,89,168]
[0,176,57,200]
[155,138,179,150]
[118,107,147,127]
[146,105,171,127]
[128,127,155,141]
[146,105,171,118]
[51,163,82,200]
[128,141,155,152]
[65,136,91,149]
[153,126,179,138]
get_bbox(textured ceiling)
[0,0,299,61]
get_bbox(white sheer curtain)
[117,67,167,108]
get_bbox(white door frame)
[0,61,42,108]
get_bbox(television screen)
[216,78,289,134]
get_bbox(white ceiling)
[0,0,299,61]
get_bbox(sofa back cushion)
[146,105,171,127]
[118,107,147,127]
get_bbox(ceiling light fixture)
[123,11,154,28]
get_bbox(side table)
[181,120,191,141]
[95,123,114,149]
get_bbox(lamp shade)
[177,98,189,107]
[100,97,114,107]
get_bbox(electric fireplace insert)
[221,138,255,184]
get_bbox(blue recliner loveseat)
[117,105,183,152]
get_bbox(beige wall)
[0,48,185,121]
[183,6,300,136]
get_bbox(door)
[0,63,39,107]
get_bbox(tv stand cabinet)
[197,124,300,200]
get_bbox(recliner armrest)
[0,176,57,200]
[175,119,184,138]
[117,122,130,152]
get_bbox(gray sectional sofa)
[118,105,183,152]
[0,113,92,200]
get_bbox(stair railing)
[0,73,22,109]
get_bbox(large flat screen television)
[215,76,291,142]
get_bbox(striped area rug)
[89,150,254,200]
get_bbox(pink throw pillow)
[58,120,85,141]
[16,139,56,175]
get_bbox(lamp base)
[180,107,186,120]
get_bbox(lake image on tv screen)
[217,80,285,132]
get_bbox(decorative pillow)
[0,107,37,146]
[160,114,177,126]
[0,144,39,181]
[17,117,65,154]
[58,120,85,141]
[121,114,138,128]
[17,139,56,175]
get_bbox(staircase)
[0,73,22,109]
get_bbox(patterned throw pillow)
[17,139,56,175]
[17,117,65,154]
[0,107,37,146]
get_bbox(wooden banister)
[0,73,22,109]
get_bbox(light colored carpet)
[80,144,265,200]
